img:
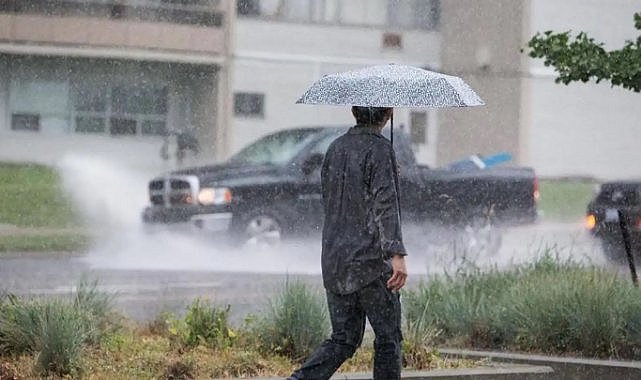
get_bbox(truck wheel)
[240,213,283,249]
[600,239,628,265]
[454,217,502,259]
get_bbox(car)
[142,127,538,253]
[586,181,641,263]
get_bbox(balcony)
[0,0,228,56]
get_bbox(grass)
[538,179,596,221]
[0,162,90,252]
[403,251,641,359]
[0,281,476,379]
[0,163,78,228]
[0,233,91,253]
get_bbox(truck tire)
[600,238,628,265]
[235,210,284,249]
[453,216,502,259]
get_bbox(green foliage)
[0,163,77,227]
[404,252,641,359]
[33,300,88,377]
[183,299,233,349]
[402,299,443,369]
[255,280,329,362]
[0,281,116,377]
[74,279,118,345]
[527,12,641,92]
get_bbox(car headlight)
[197,187,232,205]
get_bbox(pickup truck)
[586,181,641,263]
[142,127,538,253]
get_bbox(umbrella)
[296,64,484,144]
[296,64,484,108]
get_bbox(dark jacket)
[321,125,407,295]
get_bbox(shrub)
[403,252,641,359]
[255,280,329,361]
[183,299,233,349]
[402,298,442,369]
[33,300,88,377]
[0,281,116,377]
[74,279,117,344]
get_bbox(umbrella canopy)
[296,64,484,108]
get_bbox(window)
[75,116,105,134]
[11,113,40,132]
[109,118,137,136]
[0,0,223,27]
[229,129,319,166]
[234,0,439,28]
[71,82,168,137]
[234,93,265,118]
[309,131,342,155]
[388,0,440,30]
[410,111,427,145]
[237,0,260,16]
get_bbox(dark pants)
[289,277,402,380]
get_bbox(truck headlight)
[198,187,232,205]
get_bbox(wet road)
[0,221,605,323]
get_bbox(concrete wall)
[523,0,641,180]
[438,0,525,165]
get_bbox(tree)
[527,12,641,92]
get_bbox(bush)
[183,299,233,349]
[74,280,117,344]
[255,280,329,361]
[33,300,89,377]
[403,253,641,359]
[402,298,442,369]
[0,298,88,377]
[0,281,116,377]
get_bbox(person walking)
[287,106,408,380]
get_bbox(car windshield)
[228,129,320,166]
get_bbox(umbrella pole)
[390,112,394,147]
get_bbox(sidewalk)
[214,364,553,380]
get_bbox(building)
[1,0,639,180]
[231,0,442,164]
[0,0,234,171]
[523,0,641,180]
[437,0,641,180]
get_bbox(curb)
[214,364,553,380]
[440,348,641,380]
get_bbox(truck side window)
[309,133,340,156]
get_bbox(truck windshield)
[228,129,320,166]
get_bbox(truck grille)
[149,180,165,205]
[149,177,198,206]
[169,179,193,205]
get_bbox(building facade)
[231,0,442,165]
[437,0,641,180]
[0,0,233,171]
[522,0,641,180]
[0,0,639,180]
